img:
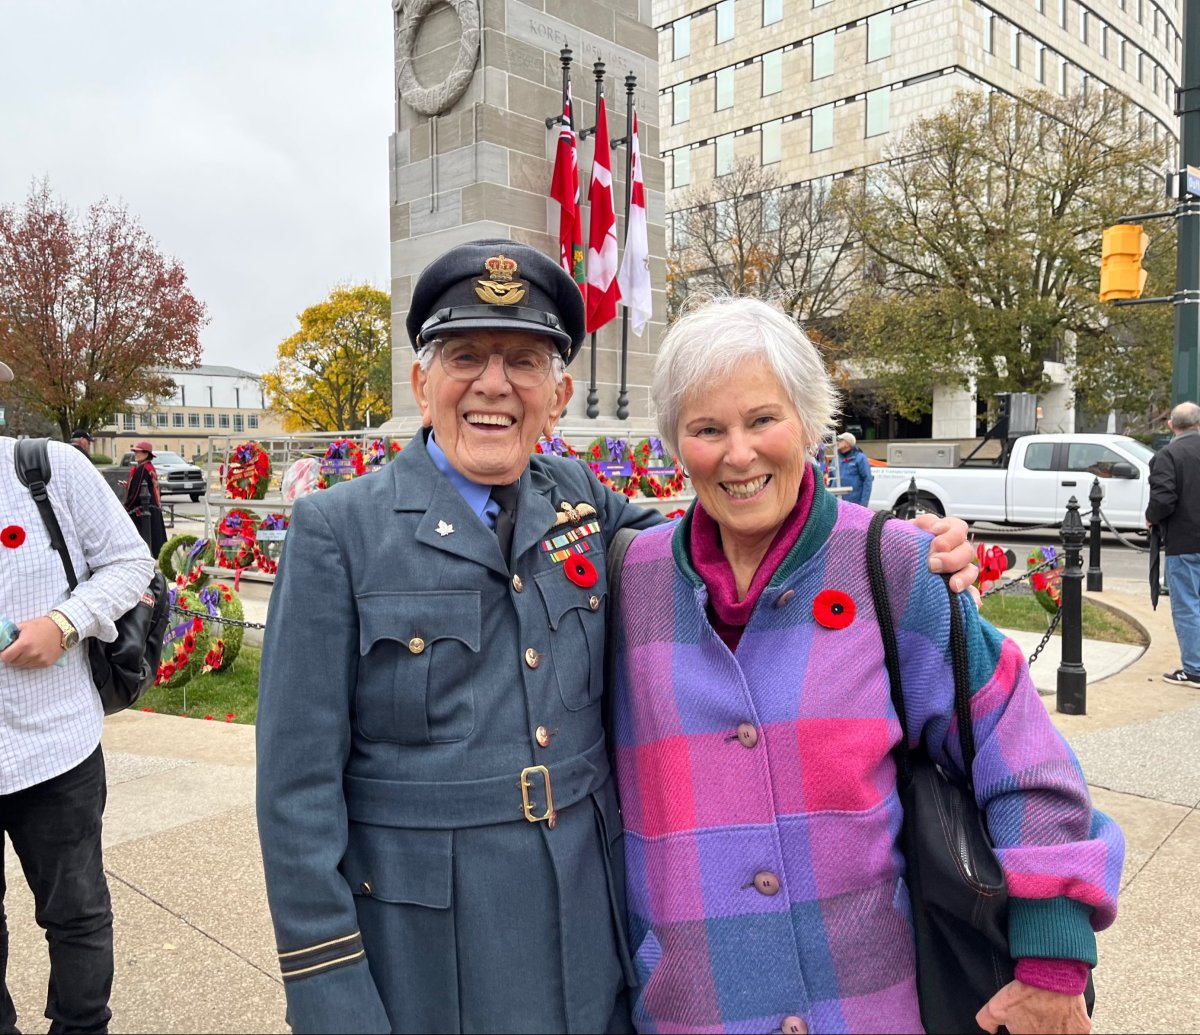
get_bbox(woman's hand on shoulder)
[912,513,980,602]
[976,980,1091,1034]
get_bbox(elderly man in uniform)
[255,240,978,1034]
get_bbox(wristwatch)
[47,610,79,650]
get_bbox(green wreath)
[157,534,215,588]
[156,587,212,690]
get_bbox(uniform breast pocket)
[533,569,605,711]
[354,590,481,745]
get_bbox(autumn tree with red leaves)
[0,180,207,439]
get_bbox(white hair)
[1170,401,1200,431]
[415,336,566,384]
[652,296,839,458]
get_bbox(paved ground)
[3,575,1198,1033]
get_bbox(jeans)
[1166,553,1200,676]
[0,745,112,1034]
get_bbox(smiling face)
[678,357,810,552]
[411,329,573,485]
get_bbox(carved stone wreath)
[394,0,481,117]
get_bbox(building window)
[1100,24,1108,58]
[763,0,783,25]
[123,413,136,431]
[140,412,152,427]
[715,0,734,43]
[156,413,168,427]
[866,87,890,137]
[762,188,781,231]
[813,0,832,9]
[716,67,735,110]
[1119,36,1126,69]
[673,149,691,187]
[762,119,782,163]
[1035,0,1045,14]
[673,82,690,124]
[673,16,691,59]
[762,49,782,95]
[715,133,734,175]
[812,30,834,79]
[812,103,833,151]
[172,413,184,428]
[1059,55,1069,94]
[188,413,200,428]
[204,413,215,429]
[1011,25,1021,67]
[219,414,230,429]
[1137,51,1144,83]
[868,12,892,61]
[249,415,259,430]
[1058,0,1067,28]
[233,414,245,433]
[1078,5,1087,43]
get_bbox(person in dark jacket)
[1146,401,1200,686]
[835,431,873,506]
[122,441,166,555]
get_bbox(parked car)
[116,449,207,501]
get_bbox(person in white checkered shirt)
[0,358,154,1033]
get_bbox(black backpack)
[14,439,170,714]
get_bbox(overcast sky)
[0,1,394,375]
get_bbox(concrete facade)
[656,0,1181,432]
[385,0,665,432]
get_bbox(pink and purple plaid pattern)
[612,493,1122,1034]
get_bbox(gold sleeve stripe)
[278,931,361,960]
[281,949,367,981]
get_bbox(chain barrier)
[170,603,267,630]
[970,520,1062,533]
[1098,509,1151,553]
[979,558,1057,599]
[1025,606,1063,667]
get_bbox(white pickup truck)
[868,433,1156,531]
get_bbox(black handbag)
[866,510,1093,1033]
[15,439,170,715]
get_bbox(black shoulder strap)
[602,527,639,761]
[13,438,80,590]
[867,509,976,785]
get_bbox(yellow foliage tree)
[263,284,391,432]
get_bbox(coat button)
[736,722,759,748]
[775,589,796,608]
[535,725,552,747]
[753,871,781,896]
[782,1016,807,1034]
[512,574,524,592]
[408,637,425,654]
[360,880,373,896]
[524,647,540,669]
[588,594,601,611]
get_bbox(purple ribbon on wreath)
[234,444,254,465]
[224,514,243,532]
[1039,545,1059,566]
[605,437,628,460]
[187,538,210,566]
[261,514,287,532]
[543,435,569,457]
[199,586,222,618]
[647,436,664,457]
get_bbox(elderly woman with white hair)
[611,297,1123,1035]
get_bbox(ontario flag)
[617,108,652,336]
[585,86,620,333]
[550,81,586,295]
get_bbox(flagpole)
[615,72,637,421]
[584,62,607,419]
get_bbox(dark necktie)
[491,481,520,562]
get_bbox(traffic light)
[1099,224,1149,302]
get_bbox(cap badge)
[474,254,527,306]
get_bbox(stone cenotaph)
[383,0,664,440]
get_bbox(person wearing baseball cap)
[836,429,874,506]
[70,427,94,455]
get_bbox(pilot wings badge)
[474,254,527,306]
[552,501,598,527]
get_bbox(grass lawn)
[980,593,1146,645]
[136,644,262,724]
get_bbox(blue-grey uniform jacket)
[256,430,662,1034]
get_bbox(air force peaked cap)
[406,239,587,365]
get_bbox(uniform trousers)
[0,745,112,1035]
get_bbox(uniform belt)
[342,736,611,830]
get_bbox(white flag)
[617,109,652,336]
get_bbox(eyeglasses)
[435,338,555,388]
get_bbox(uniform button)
[782,1016,807,1034]
[524,647,541,669]
[512,574,524,592]
[360,880,373,896]
[736,722,759,748]
[408,637,425,654]
[753,871,781,896]
[535,725,552,747]
[775,589,796,608]
[588,594,601,611]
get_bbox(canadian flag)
[617,108,651,336]
[550,82,586,291]
[585,87,619,333]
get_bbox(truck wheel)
[190,493,202,502]
[893,493,945,519]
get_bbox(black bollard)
[1087,476,1104,592]
[1056,497,1087,715]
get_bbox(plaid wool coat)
[612,485,1123,1034]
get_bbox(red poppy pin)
[1,525,26,549]
[564,555,598,589]
[813,588,856,630]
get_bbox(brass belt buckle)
[519,765,555,824]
